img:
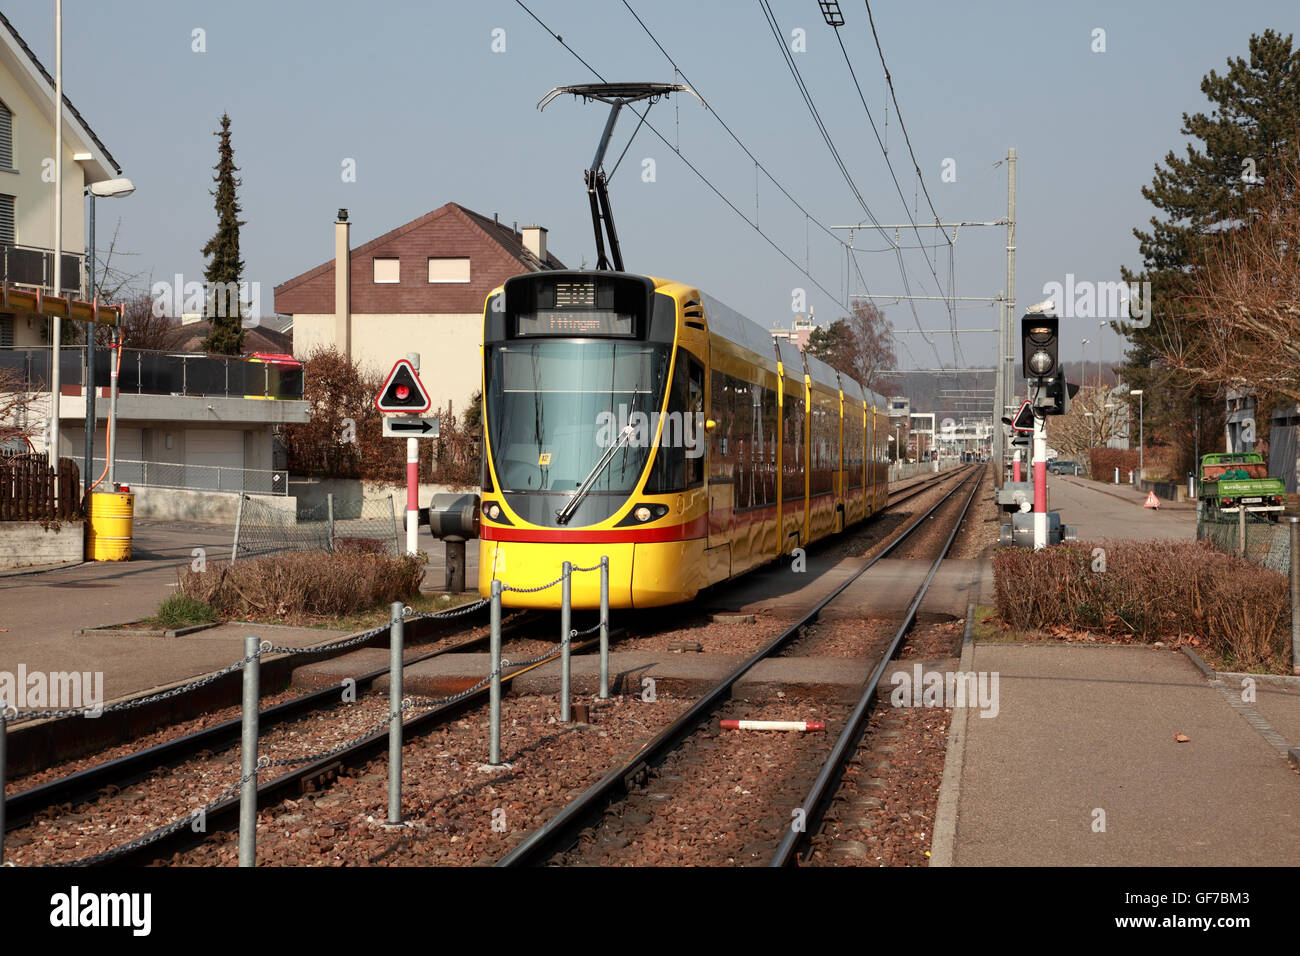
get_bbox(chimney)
[335,209,351,360]
[522,225,548,264]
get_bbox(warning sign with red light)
[375,359,432,413]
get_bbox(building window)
[0,101,11,170]
[0,313,12,347]
[372,257,400,283]
[428,257,470,283]
[0,194,14,245]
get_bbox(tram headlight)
[485,503,501,521]
[634,506,652,522]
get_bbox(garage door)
[185,429,244,491]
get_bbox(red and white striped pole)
[406,352,420,556]
[1033,409,1048,549]
[1012,449,1021,483]
[720,719,826,732]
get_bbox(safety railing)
[92,457,289,496]
[0,346,303,400]
[0,557,611,867]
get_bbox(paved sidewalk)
[1058,474,1196,510]
[950,644,1299,866]
[1049,476,1197,541]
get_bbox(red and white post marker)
[376,354,434,558]
[1033,408,1048,550]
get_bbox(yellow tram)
[477,270,891,609]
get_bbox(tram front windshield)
[486,341,669,495]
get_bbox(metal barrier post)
[599,556,610,700]
[1,702,7,864]
[327,493,336,553]
[1238,506,1247,556]
[1291,518,1299,676]
[238,634,260,868]
[388,601,403,824]
[490,580,503,765]
[231,493,244,566]
[561,561,572,722]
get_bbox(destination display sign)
[515,310,635,337]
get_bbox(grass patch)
[152,593,217,630]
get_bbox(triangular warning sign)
[1144,491,1160,509]
[1011,401,1034,432]
[375,359,432,413]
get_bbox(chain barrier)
[4,652,261,724]
[410,598,491,620]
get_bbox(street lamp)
[83,177,135,488]
[1131,389,1144,477]
[1098,321,1106,390]
[1085,411,1094,454]
[1081,339,1089,396]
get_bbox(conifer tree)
[201,113,246,354]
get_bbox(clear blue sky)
[10,0,1295,370]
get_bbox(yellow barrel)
[87,491,134,561]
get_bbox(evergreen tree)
[201,113,246,354]
[1122,31,1300,472]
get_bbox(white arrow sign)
[383,416,441,439]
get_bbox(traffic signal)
[375,359,432,413]
[1021,314,1059,382]
[1036,377,1080,416]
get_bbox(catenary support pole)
[388,601,403,824]
[238,634,260,867]
[561,561,572,722]
[489,579,502,764]
[599,556,610,700]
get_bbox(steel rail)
[3,611,542,833]
[769,470,982,865]
[495,467,980,866]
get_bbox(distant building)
[770,311,816,351]
[274,202,565,418]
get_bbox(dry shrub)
[993,540,1289,672]
[1089,446,1139,480]
[180,551,424,624]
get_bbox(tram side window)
[647,349,705,493]
[782,389,805,501]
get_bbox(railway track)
[496,467,981,866]
[5,465,973,866]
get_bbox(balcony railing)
[0,242,83,296]
[0,346,304,401]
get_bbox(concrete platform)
[1051,475,1197,541]
[951,644,1300,866]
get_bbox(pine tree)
[201,113,246,354]
[1122,31,1300,472]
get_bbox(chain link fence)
[232,492,400,562]
[1197,505,1292,574]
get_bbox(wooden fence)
[0,454,81,521]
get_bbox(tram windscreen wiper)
[555,424,635,526]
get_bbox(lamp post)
[1098,321,1106,390]
[50,0,63,489]
[1131,389,1144,477]
[83,178,135,488]
[1085,411,1094,458]
[1081,339,1089,398]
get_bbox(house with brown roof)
[274,202,565,417]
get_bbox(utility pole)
[1003,147,1017,484]
[49,0,63,498]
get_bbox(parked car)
[1048,460,1080,475]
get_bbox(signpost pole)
[1033,410,1048,550]
[405,353,420,557]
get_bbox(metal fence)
[92,457,289,495]
[1197,505,1292,574]
[232,492,400,562]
